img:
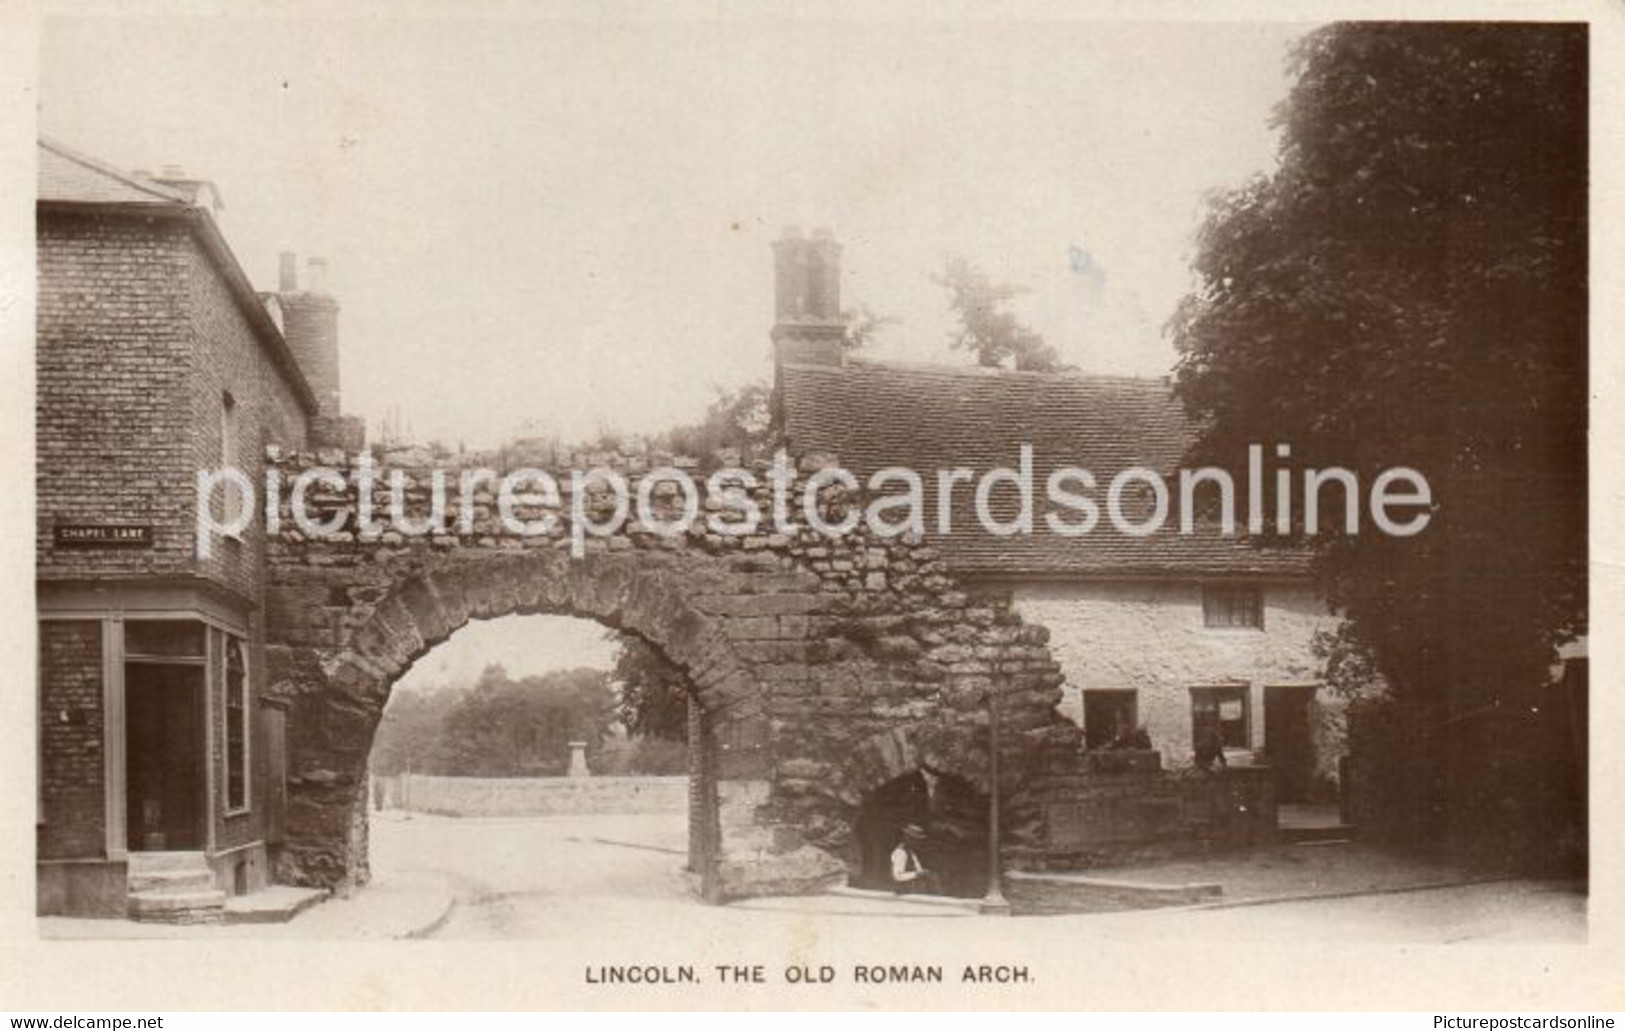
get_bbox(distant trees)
[934,256,1066,372]
[370,663,618,777]
[660,381,775,461]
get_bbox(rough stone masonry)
[260,440,1081,900]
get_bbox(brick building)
[35,137,356,919]
[772,229,1349,802]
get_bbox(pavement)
[37,809,1586,942]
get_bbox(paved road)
[369,812,1585,946]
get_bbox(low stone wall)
[1012,753,1278,872]
[382,774,687,817]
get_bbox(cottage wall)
[1006,579,1347,787]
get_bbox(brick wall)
[38,620,106,859]
[36,216,196,580]
[186,232,310,602]
[38,211,315,865]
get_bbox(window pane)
[225,636,247,810]
[1203,586,1262,628]
[126,619,205,658]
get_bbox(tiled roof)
[38,137,192,206]
[781,356,1310,579]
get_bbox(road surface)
[369,811,1585,946]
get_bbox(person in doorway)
[1194,719,1229,772]
[890,825,940,895]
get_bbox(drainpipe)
[979,678,1011,916]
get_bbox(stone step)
[126,851,213,875]
[128,888,227,924]
[223,886,328,924]
[1281,823,1357,844]
[127,868,217,894]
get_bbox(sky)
[39,13,1305,453]
[388,614,618,696]
[37,13,1303,686]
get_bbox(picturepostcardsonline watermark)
[0,0,1622,1014]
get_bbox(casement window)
[224,637,249,813]
[1191,685,1251,751]
[1202,584,1263,629]
[1082,690,1139,750]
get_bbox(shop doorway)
[125,663,206,852]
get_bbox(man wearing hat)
[889,825,940,895]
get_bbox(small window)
[1083,690,1139,750]
[1191,685,1250,752]
[225,637,249,812]
[1203,584,1263,629]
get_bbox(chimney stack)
[306,256,328,295]
[278,255,341,422]
[770,226,847,369]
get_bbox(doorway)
[1264,685,1317,803]
[125,663,207,852]
[852,769,988,897]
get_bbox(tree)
[841,304,897,351]
[1170,25,1586,721]
[609,634,690,742]
[371,663,619,776]
[934,256,1066,372]
[661,381,774,461]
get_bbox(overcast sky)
[41,14,1305,453]
[38,14,1304,685]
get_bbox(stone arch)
[261,446,1083,901]
[265,548,754,897]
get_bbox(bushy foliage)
[1170,23,1586,716]
[609,634,691,742]
[934,256,1067,372]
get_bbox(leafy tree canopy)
[609,634,691,742]
[935,256,1068,372]
[1170,23,1586,713]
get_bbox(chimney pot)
[278,252,298,293]
[306,257,329,295]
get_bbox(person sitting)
[1108,724,1153,751]
[889,825,940,895]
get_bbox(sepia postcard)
[0,0,1620,1013]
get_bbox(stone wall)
[1005,579,1346,784]
[262,443,1080,898]
[384,774,687,817]
[1012,754,1277,872]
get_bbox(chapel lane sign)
[52,524,154,548]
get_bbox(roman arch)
[260,445,1081,901]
